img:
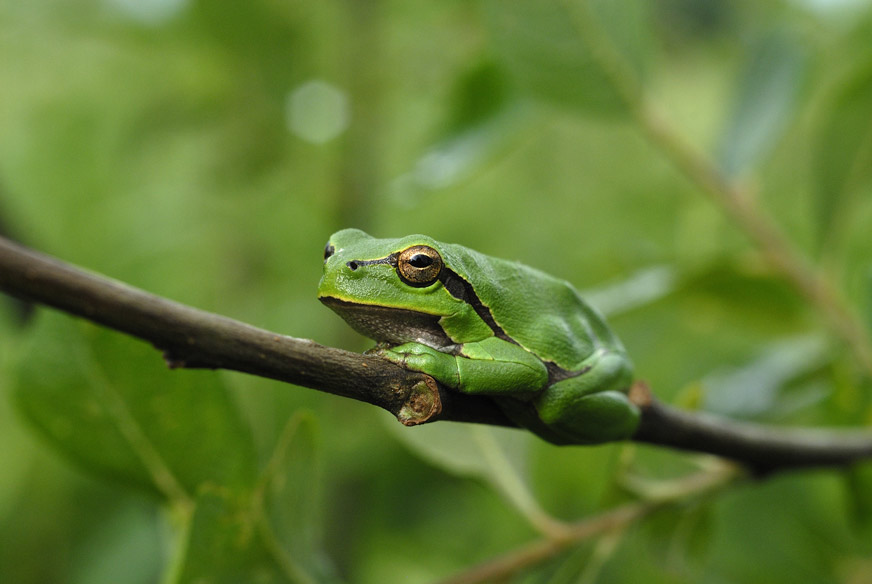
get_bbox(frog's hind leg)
[532,350,639,444]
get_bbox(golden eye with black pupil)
[397,245,443,287]
[323,243,335,262]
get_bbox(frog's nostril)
[347,261,359,271]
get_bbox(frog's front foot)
[373,342,461,387]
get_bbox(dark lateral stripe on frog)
[438,268,590,383]
[436,267,515,343]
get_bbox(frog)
[317,228,640,445]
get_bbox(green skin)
[318,229,640,444]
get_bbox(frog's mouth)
[319,296,455,350]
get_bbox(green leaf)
[813,58,872,251]
[582,265,678,317]
[388,423,564,533]
[481,0,650,115]
[398,61,535,195]
[444,61,515,135]
[68,503,162,584]
[706,474,858,583]
[400,104,533,194]
[716,30,806,177]
[640,502,716,575]
[844,460,872,542]
[701,335,830,420]
[168,486,303,584]
[262,414,339,583]
[13,312,257,500]
[680,261,808,332]
[164,415,329,584]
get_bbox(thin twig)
[630,382,872,475]
[435,464,741,584]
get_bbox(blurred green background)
[2,0,872,582]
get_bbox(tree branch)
[629,384,872,474]
[2,235,872,473]
[0,236,508,428]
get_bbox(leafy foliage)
[2,1,872,583]
[15,315,256,496]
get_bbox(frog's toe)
[378,348,460,387]
[375,345,434,367]
[372,346,408,364]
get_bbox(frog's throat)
[319,296,457,351]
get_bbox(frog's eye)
[397,245,443,287]
[323,243,335,262]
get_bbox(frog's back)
[441,242,626,370]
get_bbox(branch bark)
[2,235,872,473]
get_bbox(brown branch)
[0,235,506,428]
[2,235,872,473]
[629,383,872,474]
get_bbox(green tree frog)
[318,229,640,444]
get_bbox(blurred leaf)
[641,503,715,576]
[814,58,872,252]
[583,265,678,317]
[389,423,562,532]
[69,503,162,584]
[481,0,650,115]
[867,267,872,346]
[14,312,257,500]
[398,61,536,195]
[445,61,514,135]
[168,486,307,584]
[399,107,531,194]
[716,30,806,177]
[844,460,872,543]
[680,261,808,332]
[706,473,859,583]
[189,0,303,99]
[702,335,830,420]
[262,413,339,583]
